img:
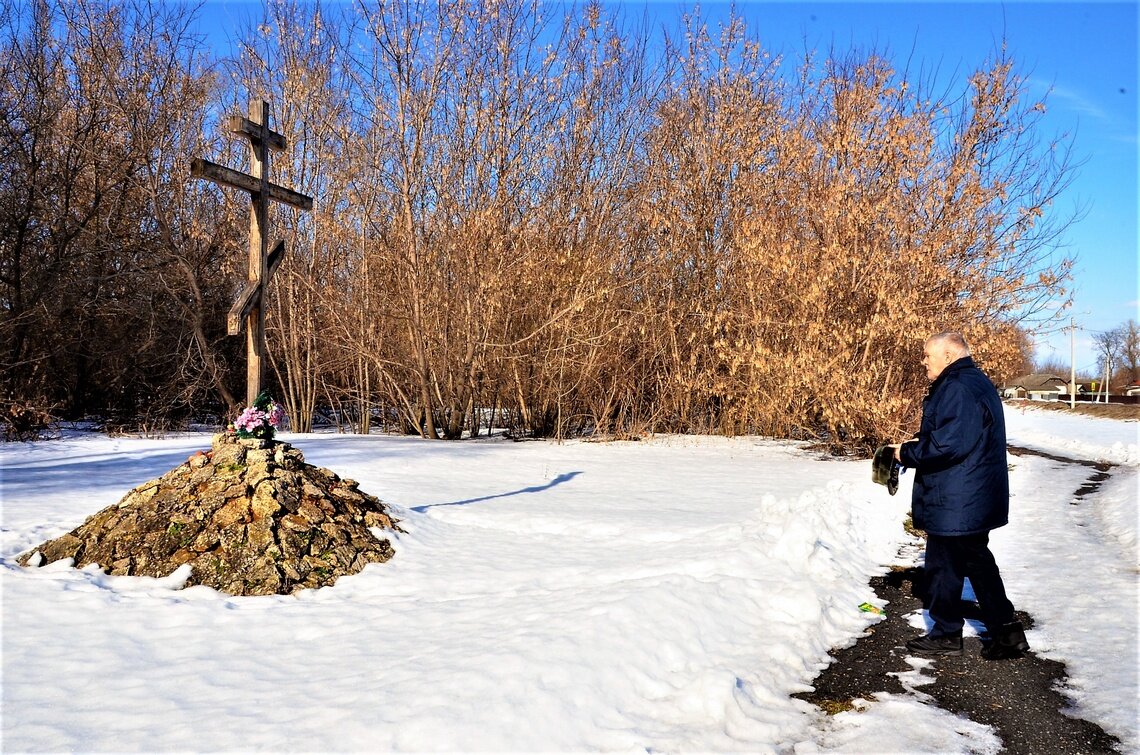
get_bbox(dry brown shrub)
[1,1,1072,450]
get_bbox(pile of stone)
[18,433,399,596]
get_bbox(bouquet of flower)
[228,392,287,441]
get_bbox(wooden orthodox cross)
[191,100,313,407]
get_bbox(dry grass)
[1005,399,1140,421]
[817,699,857,716]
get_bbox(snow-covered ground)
[1,404,1136,753]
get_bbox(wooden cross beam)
[191,100,313,408]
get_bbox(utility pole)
[1070,317,1076,409]
[1103,354,1112,404]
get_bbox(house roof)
[1008,374,1069,391]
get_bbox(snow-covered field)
[1,404,1136,753]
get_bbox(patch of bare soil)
[797,568,1121,754]
[797,450,1126,753]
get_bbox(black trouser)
[924,531,1016,638]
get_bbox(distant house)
[1123,381,1140,398]
[1003,374,1081,400]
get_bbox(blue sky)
[196,0,1137,375]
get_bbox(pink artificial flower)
[267,403,286,428]
[235,407,267,433]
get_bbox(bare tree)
[1,0,1082,447]
[1097,320,1140,385]
[0,0,230,428]
[1121,320,1140,383]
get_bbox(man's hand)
[889,439,918,462]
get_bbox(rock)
[17,433,400,596]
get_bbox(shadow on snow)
[412,471,583,512]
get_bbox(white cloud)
[1029,77,1110,121]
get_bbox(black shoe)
[981,621,1030,660]
[906,633,963,656]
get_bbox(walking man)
[890,331,1030,660]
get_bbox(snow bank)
[1004,402,1140,465]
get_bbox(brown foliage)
[2,1,1076,451]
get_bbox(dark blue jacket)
[899,356,1008,536]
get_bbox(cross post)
[191,99,313,408]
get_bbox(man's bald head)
[922,332,970,380]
